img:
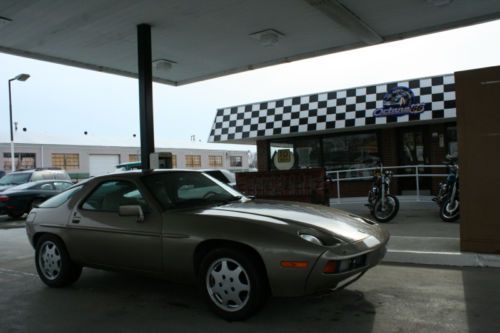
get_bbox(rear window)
[0,172,31,185]
[31,171,70,181]
[39,185,83,208]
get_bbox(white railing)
[326,164,449,203]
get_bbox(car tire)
[199,248,269,321]
[35,234,82,288]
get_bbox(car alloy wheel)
[199,248,269,320]
[206,257,251,312]
[38,240,62,280]
[35,235,82,287]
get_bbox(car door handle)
[72,212,81,224]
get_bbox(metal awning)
[1,0,499,86]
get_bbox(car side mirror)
[118,205,144,223]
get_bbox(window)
[81,180,149,212]
[185,155,201,168]
[39,185,84,208]
[128,154,140,162]
[0,172,31,186]
[53,181,73,191]
[39,183,55,190]
[171,155,177,168]
[52,153,79,170]
[142,172,240,209]
[229,156,242,167]
[269,138,321,170]
[208,155,223,168]
[270,142,295,170]
[3,152,36,171]
[322,133,379,177]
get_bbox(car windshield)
[0,173,31,185]
[142,171,244,209]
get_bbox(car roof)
[93,169,204,180]
[11,168,66,174]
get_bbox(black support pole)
[137,23,155,170]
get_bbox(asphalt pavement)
[0,227,499,333]
[2,204,500,332]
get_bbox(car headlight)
[299,234,323,246]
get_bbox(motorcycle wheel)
[371,195,399,223]
[440,198,460,222]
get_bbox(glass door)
[398,128,431,193]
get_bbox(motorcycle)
[433,155,459,222]
[366,162,399,222]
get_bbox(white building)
[0,142,251,179]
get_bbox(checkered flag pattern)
[209,74,456,143]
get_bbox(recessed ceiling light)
[249,29,284,47]
[153,59,176,71]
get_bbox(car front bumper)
[304,237,388,295]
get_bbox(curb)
[383,250,500,268]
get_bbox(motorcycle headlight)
[299,234,323,246]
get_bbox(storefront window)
[270,142,294,170]
[295,139,321,169]
[270,138,321,170]
[322,133,379,177]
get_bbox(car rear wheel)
[7,211,24,219]
[35,235,82,287]
[199,248,268,321]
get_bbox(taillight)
[0,196,10,202]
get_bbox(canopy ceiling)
[0,0,499,85]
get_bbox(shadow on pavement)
[5,268,375,333]
[462,268,500,333]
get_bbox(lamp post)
[8,73,30,172]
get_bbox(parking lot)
[1,208,500,333]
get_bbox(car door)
[67,179,162,272]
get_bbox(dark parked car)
[0,170,5,179]
[0,168,71,193]
[0,180,73,218]
[26,170,389,320]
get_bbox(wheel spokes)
[206,257,251,312]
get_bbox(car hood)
[205,200,382,243]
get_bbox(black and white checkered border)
[209,74,456,143]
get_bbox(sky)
[1,19,499,152]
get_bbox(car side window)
[54,182,72,191]
[39,183,55,190]
[81,180,150,212]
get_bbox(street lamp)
[8,73,30,172]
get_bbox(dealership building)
[209,73,457,196]
[0,143,251,179]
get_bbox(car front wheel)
[35,234,82,287]
[199,248,268,321]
